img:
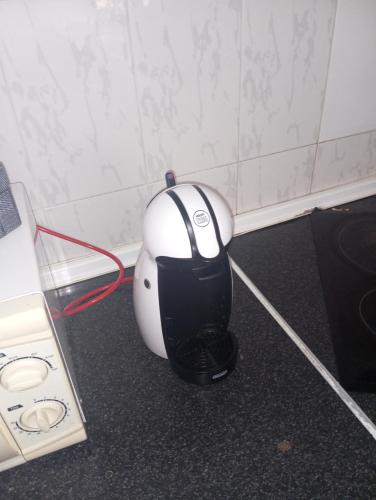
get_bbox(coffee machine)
[133,173,238,385]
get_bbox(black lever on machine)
[165,170,176,188]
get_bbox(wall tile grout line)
[32,126,376,213]
[235,0,244,216]
[235,128,376,169]
[236,127,376,168]
[43,176,376,286]
[230,257,376,442]
[123,0,149,188]
[309,141,320,195]
[32,119,376,213]
[317,127,376,145]
[308,0,339,194]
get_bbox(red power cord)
[37,225,134,319]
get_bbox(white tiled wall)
[312,132,376,193]
[238,146,316,213]
[239,0,336,160]
[319,0,376,141]
[0,0,146,209]
[34,183,150,262]
[129,0,241,182]
[0,0,375,265]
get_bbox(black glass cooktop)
[230,194,376,397]
[311,209,376,392]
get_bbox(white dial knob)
[0,357,49,392]
[19,400,66,433]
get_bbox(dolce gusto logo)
[193,210,210,227]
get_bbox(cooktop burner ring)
[337,214,376,276]
[359,288,376,338]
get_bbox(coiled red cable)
[36,225,133,319]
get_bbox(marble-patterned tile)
[0,0,145,208]
[239,0,336,161]
[311,132,376,193]
[146,163,237,215]
[177,164,237,214]
[237,145,316,214]
[128,0,241,182]
[319,0,376,141]
[34,184,149,264]
[0,68,27,180]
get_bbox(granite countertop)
[2,197,376,499]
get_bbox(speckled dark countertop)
[2,197,376,499]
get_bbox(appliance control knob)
[19,400,66,433]
[0,357,49,392]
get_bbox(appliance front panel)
[0,337,86,459]
[157,254,232,355]
[0,414,24,471]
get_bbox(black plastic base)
[169,329,238,385]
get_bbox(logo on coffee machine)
[193,210,210,227]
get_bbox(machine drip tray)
[170,327,238,385]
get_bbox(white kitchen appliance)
[0,184,86,472]
[133,175,238,385]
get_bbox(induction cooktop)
[311,206,376,392]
